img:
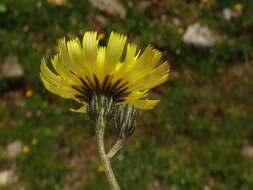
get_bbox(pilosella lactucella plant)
[40,31,169,190]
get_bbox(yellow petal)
[115,43,137,77]
[129,62,169,91]
[127,99,160,110]
[105,32,127,74]
[58,38,72,68]
[134,74,169,92]
[40,74,76,99]
[122,46,162,81]
[40,58,70,87]
[82,31,98,72]
[95,46,106,83]
[58,38,90,80]
[67,38,87,78]
[70,104,88,113]
[126,90,149,100]
[135,45,160,70]
[51,55,82,85]
[125,43,137,65]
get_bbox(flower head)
[22,145,30,153]
[234,3,243,11]
[113,104,138,138]
[32,139,37,145]
[40,31,169,113]
[177,27,185,35]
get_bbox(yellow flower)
[177,27,184,35]
[98,33,105,40]
[234,3,243,11]
[40,31,169,112]
[32,139,37,145]
[22,145,30,153]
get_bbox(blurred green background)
[1,0,253,189]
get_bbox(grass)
[1,0,253,189]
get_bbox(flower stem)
[96,109,121,190]
[107,139,123,159]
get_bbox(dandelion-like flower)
[22,145,30,153]
[177,27,185,35]
[40,31,170,190]
[40,31,169,113]
[234,3,243,12]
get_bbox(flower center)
[71,74,130,103]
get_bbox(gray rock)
[88,0,126,19]
[94,15,108,28]
[117,153,124,161]
[137,1,152,12]
[183,23,214,48]
[222,8,241,20]
[203,185,211,190]
[164,122,171,130]
[6,140,23,159]
[1,56,24,78]
[241,145,253,159]
[47,0,66,6]
[0,170,17,185]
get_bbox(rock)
[164,122,171,130]
[203,185,211,190]
[172,18,181,26]
[183,23,214,48]
[137,1,152,12]
[88,0,126,19]
[86,14,108,30]
[47,0,67,6]
[6,141,23,159]
[222,8,241,20]
[1,56,24,79]
[0,170,17,185]
[117,153,124,161]
[241,145,253,159]
[94,15,108,29]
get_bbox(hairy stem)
[96,110,121,190]
[107,139,124,159]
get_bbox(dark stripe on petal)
[75,95,89,102]
[102,75,110,91]
[93,74,100,91]
[107,78,122,95]
[112,81,129,95]
[79,77,93,94]
[116,91,131,99]
[71,85,85,94]
[114,86,128,97]
[116,98,126,102]
[73,74,131,103]
[103,76,113,95]
[81,87,93,100]
[85,76,96,93]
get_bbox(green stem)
[96,110,121,190]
